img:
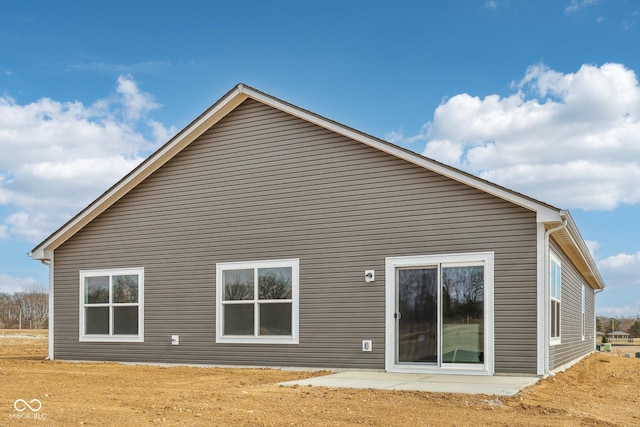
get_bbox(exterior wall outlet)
[362,339,372,351]
[171,335,180,345]
[365,270,375,283]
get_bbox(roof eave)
[547,211,605,291]
[29,83,593,293]
[241,85,562,222]
[30,84,250,261]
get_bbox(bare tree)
[0,284,48,329]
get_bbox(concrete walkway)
[280,371,539,396]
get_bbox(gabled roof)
[30,84,604,290]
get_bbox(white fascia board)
[242,86,561,222]
[31,86,249,260]
[535,223,547,376]
[562,211,606,290]
[30,247,49,261]
[31,83,561,260]
[47,254,54,360]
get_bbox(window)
[581,285,586,341]
[79,268,144,342]
[550,255,561,345]
[216,259,299,344]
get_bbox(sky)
[0,0,639,316]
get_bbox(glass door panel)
[441,265,484,364]
[397,268,438,363]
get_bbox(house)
[606,331,631,342]
[30,84,605,377]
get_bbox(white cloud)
[565,0,599,14]
[116,74,161,121]
[66,60,205,75]
[68,60,175,74]
[584,247,640,315]
[0,273,40,294]
[0,75,176,242]
[391,63,640,210]
[484,1,497,9]
[597,301,640,317]
[147,119,176,144]
[598,251,640,287]
[584,240,600,258]
[594,250,640,315]
[389,62,640,316]
[0,65,13,76]
[385,122,430,146]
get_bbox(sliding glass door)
[394,262,485,367]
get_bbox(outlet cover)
[365,270,375,283]
[362,340,372,352]
[171,335,180,345]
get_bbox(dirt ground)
[1,330,639,426]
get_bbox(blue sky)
[0,0,639,315]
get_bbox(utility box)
[171,335,180,345]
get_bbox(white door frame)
[385,252,495,375]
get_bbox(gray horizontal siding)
[549,238,596,369]
[54,99,538,373]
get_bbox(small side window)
[550,255,561,345]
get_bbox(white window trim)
[216,259,299,344]
[79,267,144,343]
[385,252,494,375]
[581,285,586,341]
[550,254,561,346]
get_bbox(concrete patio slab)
[280,371,539,396]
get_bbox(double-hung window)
[216,259,299,344]
[550,255,561,345]
[80,268,144,342]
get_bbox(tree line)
[597,316,640,337]
[0,285,48,329]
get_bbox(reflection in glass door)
[397,268,438,363]
[396,264,485,366]
[441,265,484,364]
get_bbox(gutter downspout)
[594,288,604,350]
[39,258,54,361]
[544,215,567,377]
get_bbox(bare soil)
[1,330,639,426]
